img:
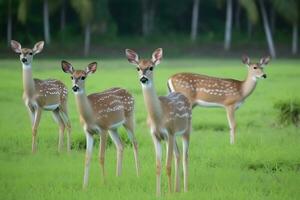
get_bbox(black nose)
[72,85,79,92]
[140,77,148,84]
[262,74,267,78]
[21,58,27,63]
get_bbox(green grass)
[0,58,300,200]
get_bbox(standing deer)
[10,40,71,153]
[61,60,139,188]
[167,55,270,144]
[125,48,192,195]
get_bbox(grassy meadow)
[0,58,299,200]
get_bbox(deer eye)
[253,67,257,69]
[136,67,140,71]
[149,67,153,71]
[29,52,33,55]
[81,76,86,80]
[71,76,73,80]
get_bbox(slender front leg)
[173,139,180,192]
[152,135,162,196]
[166,135,174,193]
[109,129,124,176]
[225,106,236,144]
[62,111,72,153]
[83,132,94,189]
[52,110,65,153]
[182,135,189,192]
[99,131,107,183]
[125,127,140,176]
[32,108,42,153]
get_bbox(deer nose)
[262,74,267,79]
[72,85,79,92]
[140,77,148,84]
[21,58,27,63]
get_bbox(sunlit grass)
[0,58,299,200]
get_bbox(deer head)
[11,40,44,66]
[61,60,97,94]
[125,48,163,87]
[242,55,270,81]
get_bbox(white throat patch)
[22,63,31,70]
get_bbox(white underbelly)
[235,101,244,109]
[175,129,186,136]
[43,104,60,110]
[109,120,125,129]
[196,100,224,107]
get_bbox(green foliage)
[274,99,300,127]
[271,0,298,24]
[17,0,28,24]
[70,0,93,26]
[239,0,258,24]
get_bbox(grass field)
[0,58,299,200]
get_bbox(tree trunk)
[270,7,276,35]
[142,0,155,36]
[148,6,155,34]
[60,0,66,31]
[292,23,298,55]
[191,0,200,42]
[84,23,91,56]
[43,0,51,44]
[142,0,149,36]
[235,2,241,31]
[7,0,12,46]
[259,0,276,58]
[224,0,233,51]
[247,19,252,39]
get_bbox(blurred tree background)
[0,0,299,58]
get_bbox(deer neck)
[74,90,95,124]
[141,82,163,124]
[22,63,36,97]
[241,72,257,99]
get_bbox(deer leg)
[26,104,35,125]
[109,129,124,176]
[53,110,65,153]
[173,139,180,192]
[99,131,107,183]
[226,106,236,144]
[59,103,72,152]
[166,135,174,193]
[152,134,162,196]
[32,108,42,153]
[124,125,140,177]
[182,135,190,192]
[83,132,94,189]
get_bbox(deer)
[167,55,270,144]
[61,60,139,188]
[125,48,192,196]
[10,40,71,153]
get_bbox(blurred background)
[0,0,299,58]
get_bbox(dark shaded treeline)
[0,0,299,58]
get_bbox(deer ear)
[33,41,44,55]
[125,49,139,65]
[152,48,163,66]
[11,40,22,53]
[61,60,74,74]
[242,55,250,65]
[259,56,271,67]
[86,62,97,75]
